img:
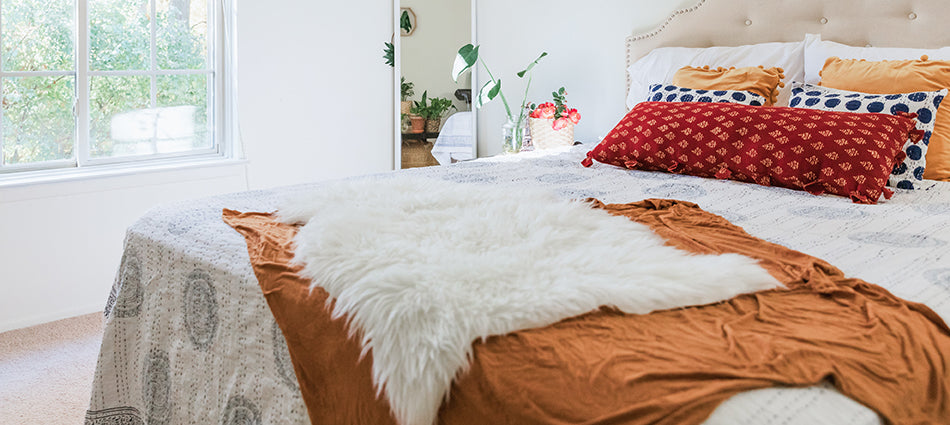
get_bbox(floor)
[0,313,104,425]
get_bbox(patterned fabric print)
[583,101,920,204]
[84,407,144,425]
[88,189,310,425]
[88,145,950,425]
[790,82,947,190]
[646,84,766,106]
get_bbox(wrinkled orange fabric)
[672,65,785,106]
[223,199,950,425]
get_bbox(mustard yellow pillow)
[672,65,785,106]
[820,56,950,181]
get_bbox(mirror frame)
[392,0,478,169]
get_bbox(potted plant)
[408,114,425,134]
[411,91,457,133]
[528,87,581,149]
[401,77,415,115]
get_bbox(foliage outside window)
[0,0,223,174]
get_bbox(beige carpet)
[0,313,104,425]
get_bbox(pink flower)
[553,117,572,130]
[568,108,581,124]
[531,102,556,119]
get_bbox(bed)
[86,1,950,424]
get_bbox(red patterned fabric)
[583,102,923,204]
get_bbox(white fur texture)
[280,177,779,425]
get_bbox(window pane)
[1,0,74,71]
[89,75,149,157]
[2,76,75,165]
[157,74,210,150]
[89,0,149,71]
[157,0,208,70]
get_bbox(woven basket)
[425,118,441,134]
[529,118,574,150]
[401,140,439,168]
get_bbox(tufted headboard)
[626,0,950,93]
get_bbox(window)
[0,0,228,175]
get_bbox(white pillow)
[626,39,806,109]
[803,33,950,84]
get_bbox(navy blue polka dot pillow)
[646,84,766,106]
[790,82,947,190]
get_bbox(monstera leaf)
[476,79,502,109]
[453,44,547,117]
[452,44,479,83]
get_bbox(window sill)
[0,156,248,202]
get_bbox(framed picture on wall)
[400,7,416,36]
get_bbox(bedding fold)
[224,198,950,425]
[276,177,778,425]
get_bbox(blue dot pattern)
[789,82,948,190]
[647,84,766,107]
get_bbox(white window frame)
[0,0,233,177]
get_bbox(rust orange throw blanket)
[223,199,950,425]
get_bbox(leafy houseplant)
[452,44,547,153]
[401,77,415,114]
[384,42,395,67]
[401,77,415,101]
[411,91,457,133]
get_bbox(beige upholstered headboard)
[626,0,950,93]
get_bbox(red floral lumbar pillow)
[582,101,923,204]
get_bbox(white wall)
[239,0,393,190]
[0,165,248,332]
[0,0,394,332]
[474,0,697,156]
[401,0,472,113]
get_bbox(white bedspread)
[86,144,950,425]
[431,111,473,165]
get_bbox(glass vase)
[502,117,526,154]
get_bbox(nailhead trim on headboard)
[625,1,707,101]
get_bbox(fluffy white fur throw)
[280,176,779,425]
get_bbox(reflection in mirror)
[397,0,474,169]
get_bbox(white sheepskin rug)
[280,176,779,425]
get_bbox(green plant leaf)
[383,42,395,67]
[475,79,501,109]
[516,52,548,78]
[452,44,479,82]
[400,10,412,33]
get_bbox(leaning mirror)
[394,0,476,169]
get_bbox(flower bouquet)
[528,87,581,149]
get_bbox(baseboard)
[0,303,104,334]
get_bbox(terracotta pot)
[425,118,441,134]
[409,115,425,134]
